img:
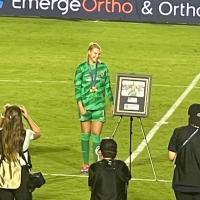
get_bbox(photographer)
[88,138,131,200]
[0,104,41,200]
[168,103,200,200]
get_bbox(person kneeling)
[88,138,131,200]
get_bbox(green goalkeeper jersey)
[74,61,113,110]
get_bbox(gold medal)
[93,86,97,92]
[90,86,97,93]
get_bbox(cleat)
[81,164,89,173]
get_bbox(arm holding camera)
[0,104,41,139]
[20,105,41,140]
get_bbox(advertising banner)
[0,0,200,24]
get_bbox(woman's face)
[88,47,101,64]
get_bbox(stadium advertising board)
[0,0,200,24]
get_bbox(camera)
[28,172,46,192]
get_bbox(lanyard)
[173,128,199,165]
[89,62,98,87]
[178,128,199,153]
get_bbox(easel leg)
[139,118,158,181]
[129,116,133,175]
[111,116,122,138]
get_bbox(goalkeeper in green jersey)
[74,42,114,173]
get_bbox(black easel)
[129,116,133,174]
[111,116,157,180]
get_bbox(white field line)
[0,79,199,89]
[154,122,168,124]
[0,80,68,83]
[125,72,200,165]
[42,173,171,183]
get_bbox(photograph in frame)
[114,73,152,117]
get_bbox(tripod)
[111,116,157,180]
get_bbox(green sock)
[91,134,101,162]
[81,133,90,165]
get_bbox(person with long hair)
[0,104,41,200]
[74,42,114,173]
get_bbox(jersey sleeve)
[168,128,178,152]
[104,67,114,103]
[22,129,35,152]
[74,65,83,102]
[115,160,131,184]
[121,162,132,184]
[25,129,35,140]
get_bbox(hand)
[78,101,87,115]
[1,103,12,118]
[95,146,103,161]
[19,105,28,118]
[3,103,12,111]
[80,107,87,115]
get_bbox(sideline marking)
[42,173,171,183]
[0,80,67,83]
[125,73,200,165]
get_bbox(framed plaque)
[114,73,152,117]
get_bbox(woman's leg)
[80,121,92,169]
[0,189,14,200]
[91,121,103,162]
[14,166,32,200]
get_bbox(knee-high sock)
[91,134,101,162]
[81,133,90,165]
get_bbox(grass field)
[0,16,200,200]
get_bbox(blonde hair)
[88,42,101,52]
[87,42,102,62]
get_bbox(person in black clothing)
[88,138,131,200]
[168,103,200,200]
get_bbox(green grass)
[0,16,200,199]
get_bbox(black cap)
[188,104,200,118]
[100,138,117,158]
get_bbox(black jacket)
[168,125,200,192]
[88,159,131,200]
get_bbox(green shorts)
[80,110,105,122]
